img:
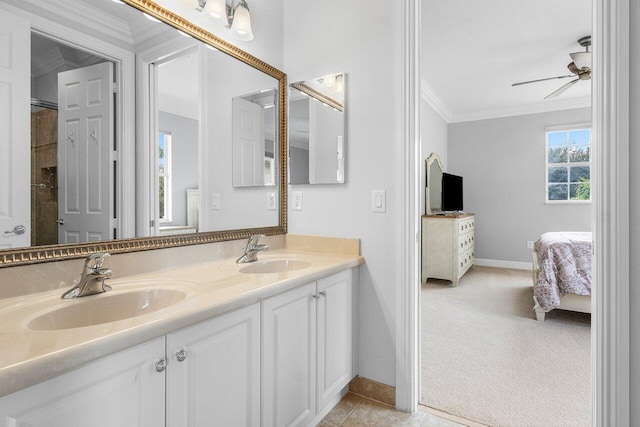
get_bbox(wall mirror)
[0,0,286,267]
[289,73,345,185]
[425,153,444,215]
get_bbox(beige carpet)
[420,266,591,427]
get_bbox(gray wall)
[158,111,198,226]
[448,107,591,263]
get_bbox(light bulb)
[230,2,254,41]
[204,0,227,20]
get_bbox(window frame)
[158,131,172,223]
[544,123,592,204]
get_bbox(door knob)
[176,349,188,362]
[4,225,26,235]
[155,358,167,372]
[57,219,65,225]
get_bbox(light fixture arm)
[198,0,247,28]
[197,0,254,41]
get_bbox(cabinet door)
[317,270,354,410]
[0,337,165,427]
[262,282,317,427]
[166,303,260,427]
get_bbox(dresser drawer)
[458,218,475,235]
[457,234,473,252]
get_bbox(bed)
[531,232,592,322]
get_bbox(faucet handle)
[248,234,265,245]
[84,253,111,271]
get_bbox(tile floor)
[319,392,484,426]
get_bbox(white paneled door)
[232,97,265,187]
[58,62,114,243]
[0,11,30,248]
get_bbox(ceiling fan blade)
[511,75,575,87]
[544,78,579,99]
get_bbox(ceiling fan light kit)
[512,36,591,99]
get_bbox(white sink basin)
[239,259,311,274]
[28,288,187,331]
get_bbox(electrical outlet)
[527,241,534,249]
[211,193,220,210]
[293,192,303,211]
[267,192,277,210]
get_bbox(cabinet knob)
[319,290,327,297]
[312,294,320,299]
[176,349,188,362]
[155,358,167,372]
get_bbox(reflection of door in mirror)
[29,32,115,246]
[288,73,346,185]
[232,89,277,188]
[154,51,200,236]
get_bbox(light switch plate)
[267,192,277,210]
[372,190,386,213]
[211,193,220,210]
[293,192,303,211]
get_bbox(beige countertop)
[0,243,364,398]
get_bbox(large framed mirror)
[0,0,287,267]
[289,73,345,185]
[425,153,444,215]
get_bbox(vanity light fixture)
[197,0,254,41]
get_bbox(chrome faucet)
[61,253,113,299]
[236,234,268,264]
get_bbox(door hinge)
[112,82,118,93]
[150,219,155,228]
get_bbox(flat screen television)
[442,173,463,212]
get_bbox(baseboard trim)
[474,259,532,271]
[348,376,396,406]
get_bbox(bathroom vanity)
[0,236,362,427]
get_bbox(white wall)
[284,0,402,386]
[419,99,448,215]
[629,0,640,423]
[200,48,279,231]
[447,108,591,263]
[154,0,284,70]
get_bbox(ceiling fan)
[512,36,591,99]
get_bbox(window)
[159,132,172,222]
[546,126,591,202]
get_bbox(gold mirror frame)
[0,0,287,268]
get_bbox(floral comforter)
[533,232,592,312]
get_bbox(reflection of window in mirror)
[159,132,172,223]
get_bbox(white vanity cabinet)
[421,214,475,286]
[0,268,357,427]
[166,303,261,427]
[0,337,166,427]
[261,269,356,427]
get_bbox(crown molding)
[420,78,591,124]
[449,96,592,123]
[4,0,133,47]
[419,80,452,122]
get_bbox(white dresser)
[421,214,475,286]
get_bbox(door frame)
[135,39,202,237]
[397,0,631,426]
[0,2,136,239]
